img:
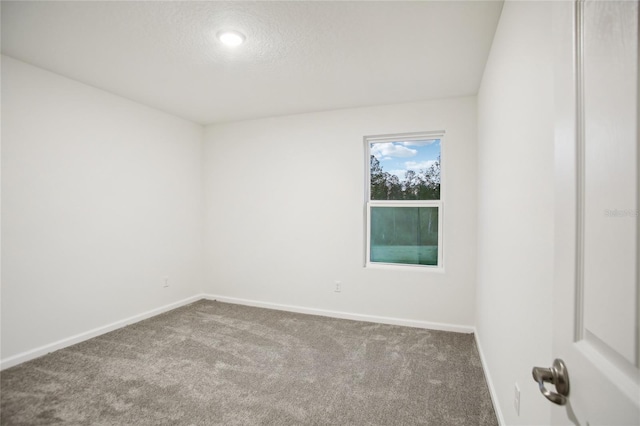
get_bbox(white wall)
[476,2,554,425]
[203,97,478,329]
[1,56,204,363]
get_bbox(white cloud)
[401,139,438,147]
[405,160,437,171]
[370,142,417,159]
[385,161,437,181]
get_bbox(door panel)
[582,0,638,366]
[552,1,639,424]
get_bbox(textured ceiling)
[1,1,503,125]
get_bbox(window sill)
[365,262,445,273]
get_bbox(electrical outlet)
[334,280,342,292]
[163,276,169,288]
[514,383,520,416]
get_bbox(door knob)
[532,358,570,405]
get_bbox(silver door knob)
[532,358,570,405]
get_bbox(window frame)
[364,131,445,270]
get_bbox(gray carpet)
[1,300,498,425]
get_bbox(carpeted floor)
[1,300,498,425]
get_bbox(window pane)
[370,206,439,266]
[370,139,440,201]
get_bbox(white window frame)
[364,131,444,270]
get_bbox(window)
[365,132,443,268]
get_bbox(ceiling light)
[217,30,245,47]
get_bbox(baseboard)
[1,293,475,371]
[474,330,506,426]
[202,294,475,334]
[0,294,204,371]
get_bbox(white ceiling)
[1,1,503,125]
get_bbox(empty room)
[1,1,638,425]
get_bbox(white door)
[550,0,640,424]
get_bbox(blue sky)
[370,139,440,180]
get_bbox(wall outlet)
[334,280,342,292]
[163,276,169,288]
[514,383,520,416]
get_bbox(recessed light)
[217,30,246,47]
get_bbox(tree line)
[370,155,440,200]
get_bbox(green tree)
[369,154,440,201]
[370,155,388,200]
[418,156,441,200]
[386,174,403,200]
[403,170,419,200]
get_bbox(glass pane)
[370,139,441,201]
[370,206,439,266]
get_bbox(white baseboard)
[474,331,505,426]
[1,293,476,371]
[0,294,203,371]
[203,294,475,334]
